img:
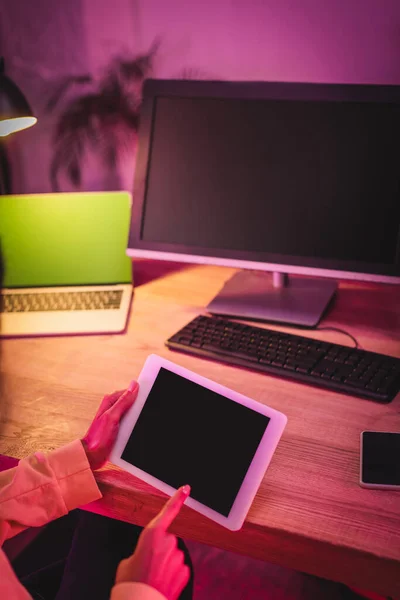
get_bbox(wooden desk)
[1,262,400,597]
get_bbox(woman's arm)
[0,383,139,546]
[0,440,102,545]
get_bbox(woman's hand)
[81,381,139,470]
[115,485,191,600]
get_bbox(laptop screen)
[0,192,132,288]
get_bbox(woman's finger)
[104,383,139,421]
[171,563,190,600]
[160,549,185,590]
[155,534,179,576]
[149,485,190,531]
[95,390,126,419]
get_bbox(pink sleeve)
[111,582,167,600]
[0,440,102,544]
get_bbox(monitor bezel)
[128,78,400,284]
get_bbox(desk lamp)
[0,57,37,194]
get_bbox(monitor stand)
[207,271,337,328]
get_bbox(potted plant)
[48,40,159,192]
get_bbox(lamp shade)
[0,57,37,137]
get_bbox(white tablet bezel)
[110,354,287,530]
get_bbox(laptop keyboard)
[1,290,123,312]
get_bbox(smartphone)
[360,431,400,490]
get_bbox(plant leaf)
[46,75,93,112]
[49,39,160,189]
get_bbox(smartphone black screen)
[361,432,400,486]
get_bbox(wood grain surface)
[1,261,399,597]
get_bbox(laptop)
[0,191,133,337]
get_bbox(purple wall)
[2,0,400,194]
[0,0,88,194]
[136,0,400,84]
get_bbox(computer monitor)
[127,79,400,327]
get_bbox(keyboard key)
[283,362,297,371]
[259,357,273,365]
[230,351,259,362]
[202,343,223,353]
[331,375,343,382]
[191,341,202,348]
[272,360,285,367]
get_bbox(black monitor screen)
[121,367,270,516]
[139,92,400,275]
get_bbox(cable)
[317,326,360,349]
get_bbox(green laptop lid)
[0,192,132,288]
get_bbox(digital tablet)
[110,354,287,530]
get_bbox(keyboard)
[166,315,400,403]
[1,290,123,313]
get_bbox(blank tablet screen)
[121,367,270,516]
